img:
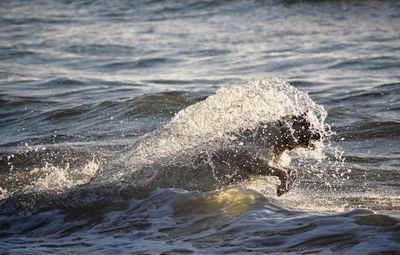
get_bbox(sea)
[0,0,399,254]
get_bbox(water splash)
[94,77,328,190]
[1,77,330,213]
[0,159,99,200]
[23,160,99,193]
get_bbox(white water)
[0,160,99,201]
[1,78,399,255]
[93,77,328,189]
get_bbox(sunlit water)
[0,0,399,254]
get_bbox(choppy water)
[1,0,400,254]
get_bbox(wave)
[95,57,182,70]
[1,187,399,254]
[104,77,327,187]
[0,77,328,214]
[0,147,100,202]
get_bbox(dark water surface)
[1,0,400,254]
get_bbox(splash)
[23,160,99,193]
[1,77,329,214]
[0,160,99,200]
[124,77,325,164]
[94,77,328,193]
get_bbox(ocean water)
[1,0,400,254]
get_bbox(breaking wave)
[94,77,328,188]
[0,77,328,214]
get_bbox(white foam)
[22,160,99,193]
[128,78,324,161]
[0,186,7,200]
[97,77,327,186]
